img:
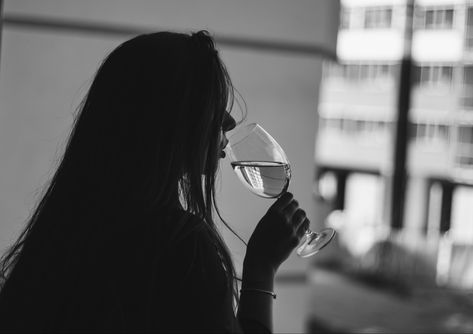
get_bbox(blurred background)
[1,0,473,333]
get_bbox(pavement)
[306,268,473,333]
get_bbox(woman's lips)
[220,137,228,158]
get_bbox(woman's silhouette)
[0,31,310,333]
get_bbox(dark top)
[0,207,269,333]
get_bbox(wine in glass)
[225,123,335,258]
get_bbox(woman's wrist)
[242,262,275,291]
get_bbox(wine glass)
[225,123,336,257]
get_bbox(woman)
[0,31,310,333]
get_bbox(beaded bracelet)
[240,288,277,299]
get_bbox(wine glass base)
[296,228,336,258]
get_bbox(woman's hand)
[243,192,310,278]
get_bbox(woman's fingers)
[282,201,308,240]
[293,209,307,229]
[271,192,294,212]
[296,217,310,239]
[293,209,308,239]
[245,192,311,272]
[281,199,305,223]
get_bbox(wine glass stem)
[305,229,316,237]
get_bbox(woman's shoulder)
[169,210,219,259]
[144,206,217,260]
[147,207,227,289]
[143,209,237,332]
[152,206,208,240]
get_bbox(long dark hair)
[0,30,241,314]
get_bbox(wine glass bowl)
[226,123,291,198]
[226,123,335,258]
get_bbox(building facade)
[317,0,473,289]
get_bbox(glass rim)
[226,122,262,147]
[225,122,289,165]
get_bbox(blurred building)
[317,0,473,290]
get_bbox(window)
[416,123,427,139]
[468,7,473,30]
[414,65,454,87]
[461,66,473,108]
[456,126,473,167]
[442,67,453,82]
[342,119,357,134]
[418,8,454,29]
[457,156,473,166]
[438,125,449,141]
[335,63,395,83]
[346,64,359,81]
[458,126,473,144]
[425,10,435,27]
[463,66,473,86]
[340,7,351,30]
[466,7,473,48]
[413,123,450,143]
[319,117,340,131]
[361,64,369,80]
[326,118,342,130]
[364,7,392,29]
[320,117,388,141]
[355,120,366,133]
[323,62,343,79]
